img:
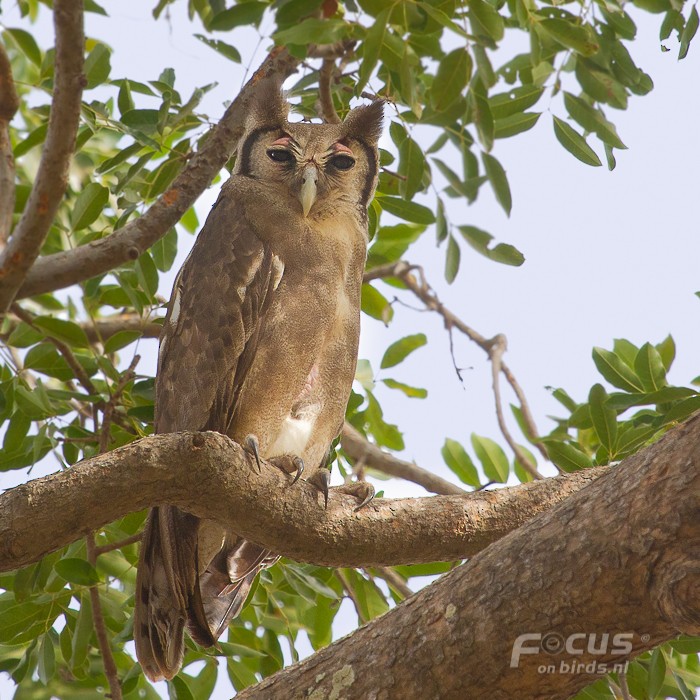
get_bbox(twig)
[487,334,543,479]
[0,42,20,249]
[370,566,413,599]
[93,532,142,557]
[0,0,85,312]
[15,47,301,301]
[98,355,139,452]
[369,261,551,472]
[86,535,122,700]
[318,59,341,123]
[335,569,368,623]
[11,304,98,396]
[341,422,467,495]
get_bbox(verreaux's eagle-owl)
[134,89,384,681]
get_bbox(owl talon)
[244,434,262,473]
[337,481,375,511]
[308,469,330,509]
[291,456,304,485]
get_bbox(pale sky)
[1,0,698,697]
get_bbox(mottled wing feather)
[134,193,279,681]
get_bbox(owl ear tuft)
[343,100,385,145]
[247,82,289,130]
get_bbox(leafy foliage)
[0,0,698,697]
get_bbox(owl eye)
[267,149,294,164]
[330,155,356,171]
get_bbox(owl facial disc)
[300,164,318,217]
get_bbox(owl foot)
[336,481,376,511]
[244,434,262,473]
[308,469,330,508]
[269,455,305,485]
[306,472,375,511]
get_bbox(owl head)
[235,88,384,218]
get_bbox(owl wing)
[134,187,281,682]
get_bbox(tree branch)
[14,47,300,301]
[0,0,85,311]
[234,413,700,700]
[317,58,341,123]
[0,41,20,250]
[341,422,467,495]
[0,430,607,573]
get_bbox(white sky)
[1,0,699,697]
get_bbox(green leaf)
[361,284,394,324]
[588,383,617,455]
[445,234,460,283]
[54,558,101,586]
[103,331,142,354]
[417,2,469,38]
[366,391,404,450]
[604,143,616,171]
[679,6,698,60]
[575,59,628,109]
[376,196,435,224]
[442,438,480,486]
[544,440,594,471]
[592,347,644,392]
[495,111,541,139]
[355,359,374,391]
[358,9,389,91]
[121,108,160,135]
[380,333,427,369]
[194,33,242,62]
[435,198,448,244]
[3,28,42,66]
[24,344,73,381]
[481,153,512,216]
[490,86,544,119]
[647,648,666,699]
[274,19,349,46]
[459,225,525,266]
[563,93,626,149]
[210,2,267,30]
[33,317,90,349]
[430,48,472,111]
[634,342,666,391]
[553,116,602,167]
[471,434,509,482]
[538,18,599,55]
[470,0,505,41]
[381,378,427,399]
[655,335,676,371]
[84,43,111,89]
[37,632,56,685]
[71,183,109,230]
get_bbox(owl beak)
[299,164,318,217]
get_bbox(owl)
[133,88,384,682]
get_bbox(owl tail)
[135,508,277,681]
[134,506,209,682]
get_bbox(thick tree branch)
[0,0,85,311]
[341,422,467,495]
[14,47,300,301]
[0,41,20,249]
[317,58,341,123]
[235,413,700,700]
[0,431,606,573]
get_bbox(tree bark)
[0,431,605,573]
[235,412,700,700]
